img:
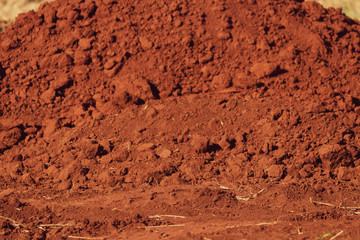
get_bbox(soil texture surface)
[1,0,360,239]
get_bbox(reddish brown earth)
[1,0,360,239]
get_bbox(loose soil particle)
[1,0,360,239]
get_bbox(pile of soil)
[1,0,360,238]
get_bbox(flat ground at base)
[1,182,359,239]
[1,93,360,239]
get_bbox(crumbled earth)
[1,0,360,239]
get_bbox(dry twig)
[310,198,336,207]
[236,188,265,201]
[339,204,360,210]
[68,236,107,240]
[310,198,360,211]
[329,230,344,240]
[149,214,186,219]
[226,221,278,228]
[144,224,185,229]
[0,215,24,228]
[38,223,72,228]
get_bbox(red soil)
[1,0,360,239]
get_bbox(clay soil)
[1,0,360,239]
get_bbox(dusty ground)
[0,0,360,239]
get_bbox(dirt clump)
[1,0,360,239]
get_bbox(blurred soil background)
[315,0,360,20]
[0,0,52,31]
[0,0,359,32]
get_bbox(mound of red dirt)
[1,0,360,239]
